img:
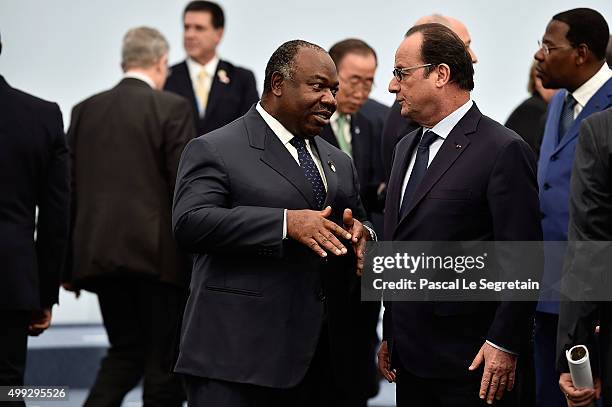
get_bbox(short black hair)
[263,40,325,95]
[553,8,608,61]
[405,23,474,91]
[183,1,224,29]
[328,38,377,68]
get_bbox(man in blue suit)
[534,8,611,406]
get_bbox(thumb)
[320,206,332,217]
[469,348,484,371]
[343,208,353,225]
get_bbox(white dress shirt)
[256,103,328,239]
[186,56,219,116]
[570,62,612,118]
[399,99,473,207]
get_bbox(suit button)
[551,155,558,161]
[543,182,551,190]
[317,290,326,302]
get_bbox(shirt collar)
[331,110,351,124]
[256,102,296,146]
[571,63,612,108]
[186,56,220,81]
[424,99,474,139]
[123,71,155,89]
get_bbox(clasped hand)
[287,206,369,275]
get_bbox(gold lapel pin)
[328,160,336,172]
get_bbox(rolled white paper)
[566,345,594,389]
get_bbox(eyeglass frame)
[392,63,434,82]
[537,40,572,56]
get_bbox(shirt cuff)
[363,224,377,241]
[283,209,288,239]
[486,340,518,356]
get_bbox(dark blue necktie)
[558,93,577,143]
[399,130,439,219]
[290,137,326,209]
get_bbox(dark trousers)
[534,311,565,407]
[394,355,520,406]
[84,277,184,407]
[184,323,365,407]
[0,310,29,407]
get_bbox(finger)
[320,206,332,218]
[315,232,346,256]
[343,208,354,229]
[507,367,516,391]
[479,370,492,400]
[495,373,508,401]
[323,218,352,240]
[306,238,327,257]
[487,373,500,404]
[351,223,363,243]
[469,348,484,371]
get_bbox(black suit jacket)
[173,106,370,392]
[319,112,384,217]
[557,108,612,399]
[383,103,542,378]
[66,78,195,290]
[360,98,390,138]
[164,59,259,136]
[0,76,70,310]
[504,94,548,158]
[380,100,421,179]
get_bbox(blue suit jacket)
[537,77,612,314]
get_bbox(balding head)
[410,14,477,63]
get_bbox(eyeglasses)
[537,40,571,56]
[339,74,374,92]
[392,63,433,82]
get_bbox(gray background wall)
[0,0,610,323]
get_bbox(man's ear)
[435,63,451,87]
[574,43,589,66]
[270,71,285,97]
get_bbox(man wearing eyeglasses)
[318,38,385,406]
[378,23,542,406]
[380,14,478,179]
[533,8,611,407]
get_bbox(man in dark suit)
[64,27,195,406]
[164,1,259,136]
[380,15,477,179]
[173,39,376,407]
[0,36,70,401]
[556,108,612,407]
[534,8,611,406]
[318,38,384,404]
[377,24,542,406]
[360,98,390,137]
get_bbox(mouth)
[312,111,333,125]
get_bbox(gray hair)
[121,27,169,70]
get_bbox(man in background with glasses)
[533,8,611,407]
[319,38,385,406]
[378,23,541,406]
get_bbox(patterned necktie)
[289,137,327,209]
[399,130,439,219]
[194,70,209,115]
[335,114,352,157]
[558,93,577,143]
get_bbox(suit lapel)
[350,114,362,163]
[204,60,230,119]
[319,124,339,148]
[554,79,612,154]
[244,108,317,208]
[174,62,200,120]
[385,128,421,238]
[313,137,338,207]
[396,104,479,228]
